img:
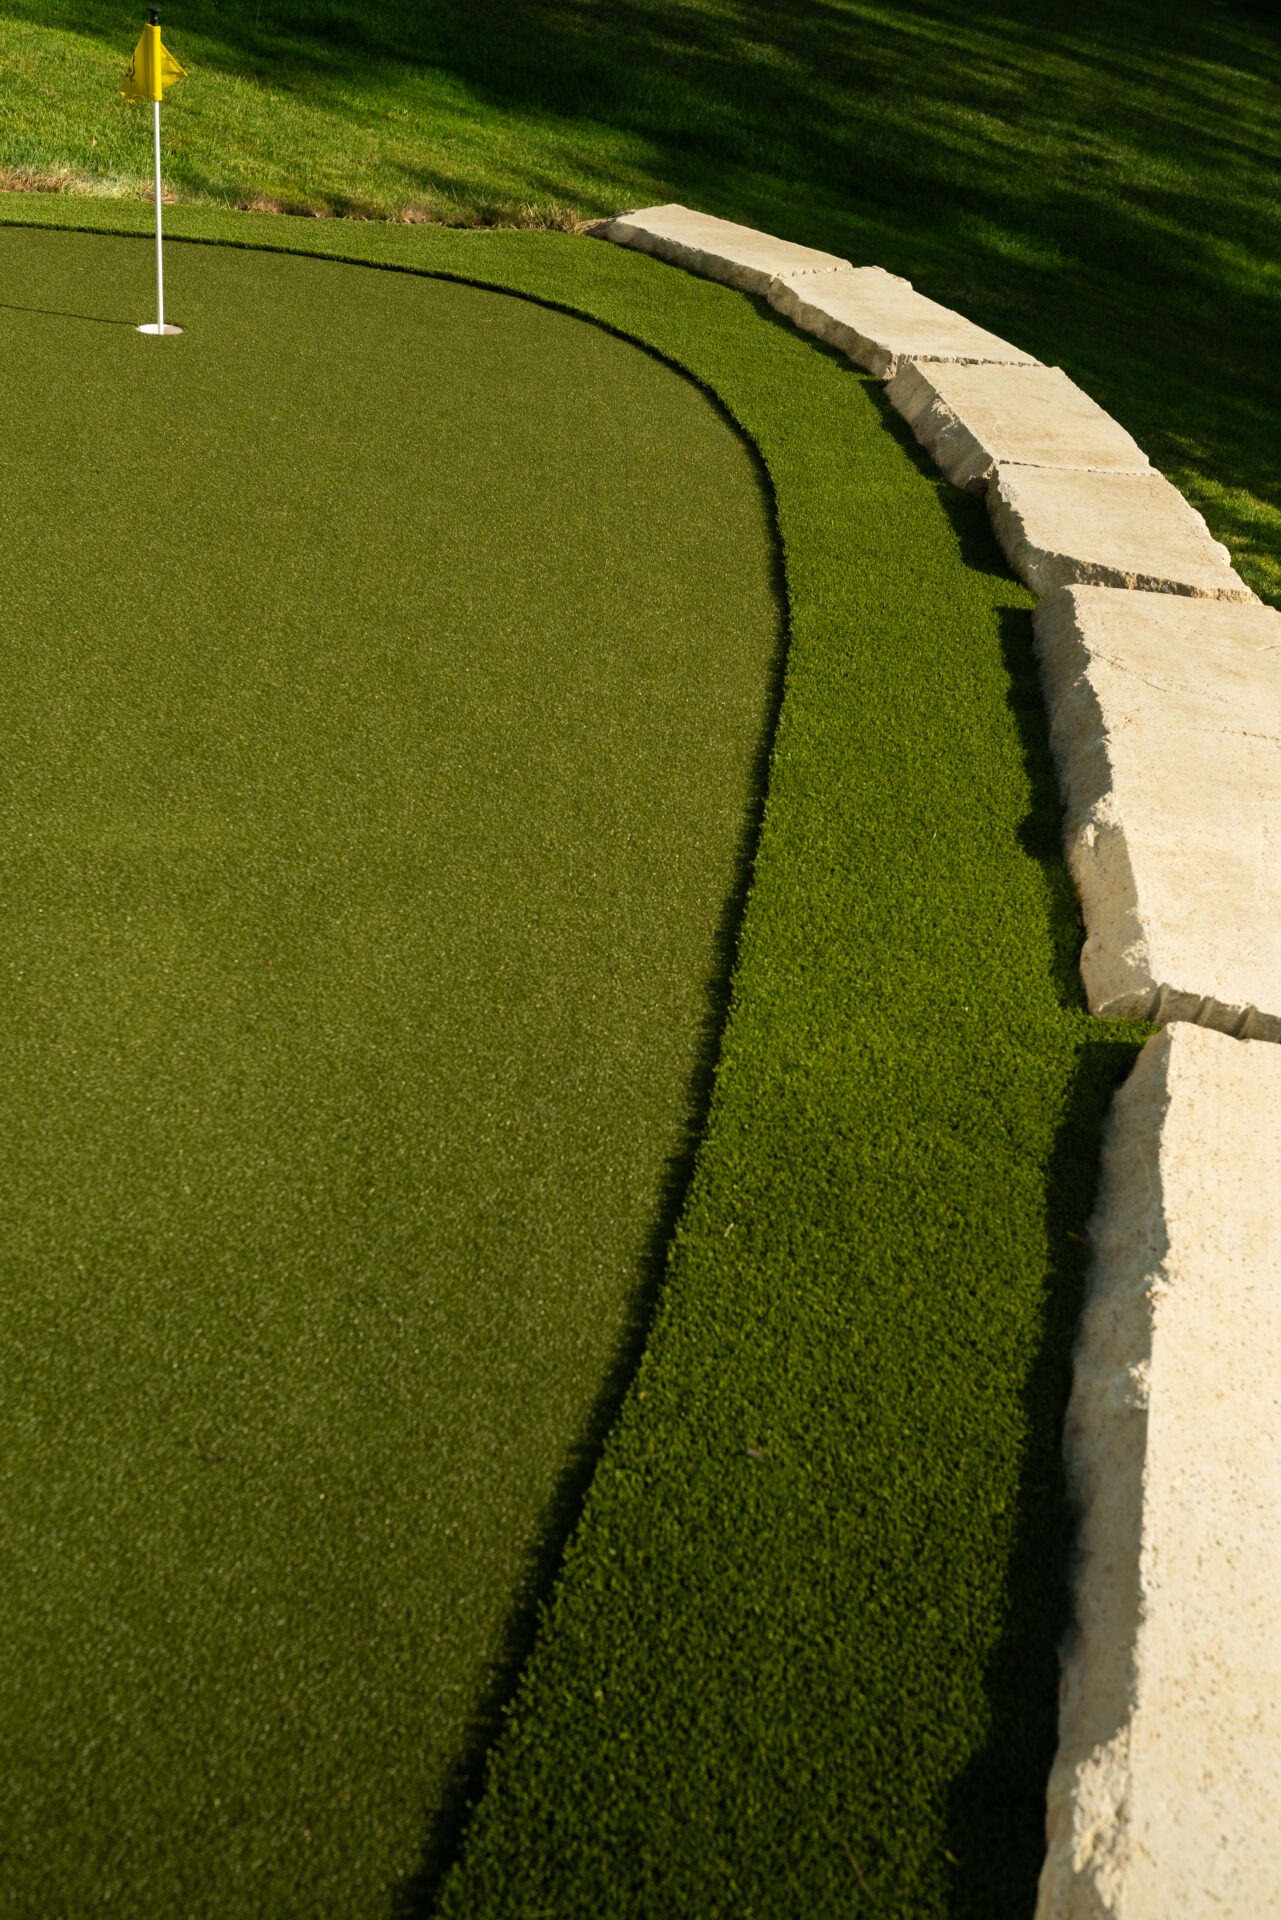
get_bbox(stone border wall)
[597,204,1281,1920]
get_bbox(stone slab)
[1038,1021,1281,1920]
[1033,586,1281,1040]
[989,466,1255,600]
[886,361,1152,491]
[766,266,1038,379]
[595,203,850,297]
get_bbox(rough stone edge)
[1031,587,1281,1043]
[767,266,909,378]
[1036,1022,1281,1919]
[594,206,1256,604]
[989,471,1256,603]
[766,268,1039,379]
[887,361,1153,493]
[593,204,850,297]
[888,357,1010,490]
[1035,1025,1172,1920]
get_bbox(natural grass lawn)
[1,200,1148,1916]
[1,0,1279,605]
[0,218,784,1914]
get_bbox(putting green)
[0,227,782,1915]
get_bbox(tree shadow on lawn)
[387,438,795,1920]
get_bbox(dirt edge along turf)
[1,198,1150,1918]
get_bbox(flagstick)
[153,97,164,329]
[136,30,182,337]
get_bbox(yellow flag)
[120,22,186,102]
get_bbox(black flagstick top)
[149,9,160,23]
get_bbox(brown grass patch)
[0,164,79,195]
[0,171,591,235]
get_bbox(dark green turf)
[0,204,1149,1918]
[0,223,784,1916]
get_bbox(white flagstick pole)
[153,96,164,330]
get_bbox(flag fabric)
[120,23,185,102]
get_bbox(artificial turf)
[0,220,784,1914]
[0,200,1148,1917]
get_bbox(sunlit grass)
[0,15,656,221]
[2,0,1278,598]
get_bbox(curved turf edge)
[1,196,1150,1919]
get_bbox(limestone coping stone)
[766,266,1039,379]
[989,466,1256,601]
[887,361,1152,492]
[1038,1022,1281,1920]
[595,203,850,297]
[1033,585,1281,1041]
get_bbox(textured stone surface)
[1033,585,1281,1039]
[989,467,1255,600]
[595,203,849,296]
[887,361,1151,491]
[1038,1022,1281,1920]
[767,266,1037,378]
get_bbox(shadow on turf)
[995,605,1092,1006]
[0,300,137,326]
[941,1034,1142,1919]
[388,443,794,1920]
[940,605,1147,1915]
